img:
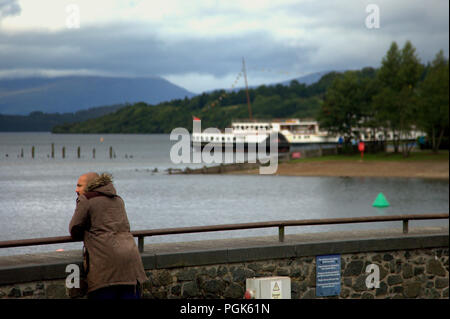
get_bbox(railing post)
[278,226,285,242]
[138,236,144,253]
[403,219,409,234]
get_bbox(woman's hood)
[86,173,116,196]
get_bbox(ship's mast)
[242,57,253,120]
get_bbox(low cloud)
[0,1,448,93]
[0,0,20,20]
[0,23,312,92]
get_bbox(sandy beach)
[225,160,449,179]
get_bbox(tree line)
[317,41,449,155]
[0,104,126,132]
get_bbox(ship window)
[210,137,214,141]
[222,137,225,141]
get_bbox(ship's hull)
[191,132,290,153]
[191,142,290,153]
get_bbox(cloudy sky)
[0,0,448,93]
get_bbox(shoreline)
[223,159,449,179]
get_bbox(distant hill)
[0,104,127,132]
[0,76,195,115]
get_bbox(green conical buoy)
[373,193,390,207]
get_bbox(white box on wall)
[245,276,291,299]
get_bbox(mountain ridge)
[0,75,196,115]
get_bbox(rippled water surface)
[0,133,448,256]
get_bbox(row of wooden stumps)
[24,144,117,159]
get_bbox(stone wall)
[0,229,448,299]
[124,248,450,299]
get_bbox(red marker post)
[291,152,301,159]
[358,141,365,161]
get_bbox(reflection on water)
[0,133,448,256]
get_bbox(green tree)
[417,50,449,152]
[318,71,369,142]
[373,41,423,156]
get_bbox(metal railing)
[0,213,448,253]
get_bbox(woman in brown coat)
[69,172,147,299]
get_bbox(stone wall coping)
[0,227,448,286]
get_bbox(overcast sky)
[0,0,448,93]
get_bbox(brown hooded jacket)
[69,173,147,293]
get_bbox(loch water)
[0,132,448,256]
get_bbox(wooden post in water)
[31,146,35,159]
[109,146,113,159]
[51,143,55,159]
[20,148,24,158]
[93,148,96,159]
[77,146,81,159]
[62,146,66,159]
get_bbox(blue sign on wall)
[316,254,341,297]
